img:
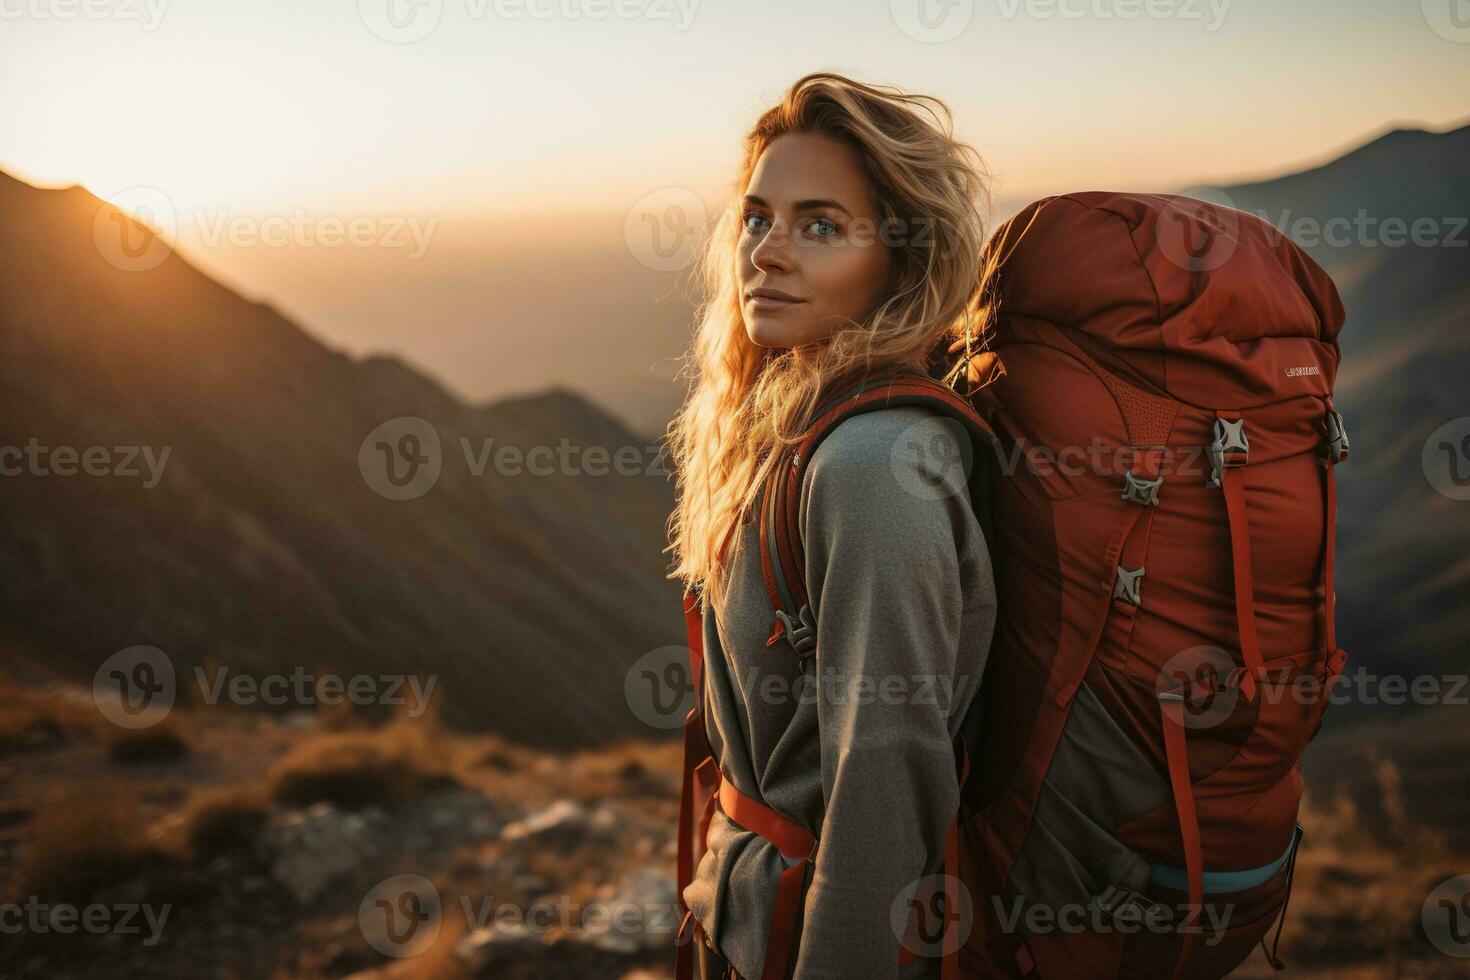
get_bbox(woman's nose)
[750,220,794,272]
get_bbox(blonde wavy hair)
[664,71,995,607]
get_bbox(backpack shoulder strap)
[757,369,996,658]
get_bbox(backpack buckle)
[1324,410,1349,464]
[774,604,817,656]
[1121,470,1163,506]
[1207,417,1249,487]
[1094,884,1172,929]
[1113,565,1145,606]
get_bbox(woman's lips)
[746,293,806,311]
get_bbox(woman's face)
[737,131,895,349]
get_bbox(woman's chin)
[745,322,791,349]
[745,316,821,350]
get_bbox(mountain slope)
[0,172,684,748]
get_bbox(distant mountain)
[0,173,684,748]
[1186,121,1470,684]
[2,118,1463,749]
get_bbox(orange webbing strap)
[1159,696,1203,980]
[940,740,973,980]
[676,758,721,980]
[780,376,993,588]
[717,777,818,980]
[1048,502,1151,712]
[894,739,973,977]
[1220,465,1264,701]
[1323,462,1337,654]
[676,588,713,980]
[761,370,994,649]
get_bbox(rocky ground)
[0,676,686,979]
[0,676,1463,979]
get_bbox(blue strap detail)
[1149,837,1294,894]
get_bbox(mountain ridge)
[0,174,684,748]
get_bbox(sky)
[1,0,1467,430]
[4,0,1467,214]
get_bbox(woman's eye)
[742,211,768,234]
[807,217,839,238]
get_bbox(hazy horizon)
[5,0,1468,432]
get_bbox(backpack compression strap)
[674,585,720,980]
[758,369,996,658]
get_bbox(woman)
[665,72,999,980]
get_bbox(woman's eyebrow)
[742,194,853,217]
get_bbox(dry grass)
[0,680,102,754]
[1275,756,1463,973]
[267,714,458,809]
[373,915,473,980]
[180,782,270,859]
[107,720,191,764]
[10,787,185,909]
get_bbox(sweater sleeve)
[791,406,982,980]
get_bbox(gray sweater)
[682,405,998,980]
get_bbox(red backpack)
[675,191,1349,980]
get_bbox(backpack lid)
[986,192,1346,409]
